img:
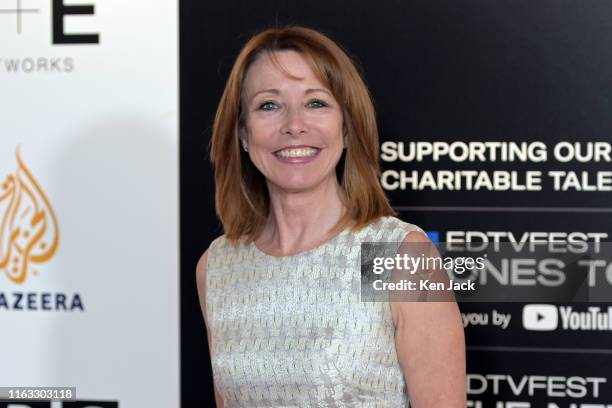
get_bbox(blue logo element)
[425,230,440,244]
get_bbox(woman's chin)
[269,177,325,194]
[265,169,340,194]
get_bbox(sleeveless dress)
[205,216,425,407]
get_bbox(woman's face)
[241,50,344,194]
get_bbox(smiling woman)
[208,26,399,245]
[239,50,345,204]
[196,26,466,407]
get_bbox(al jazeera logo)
[0,147,84,311]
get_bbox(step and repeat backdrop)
[1,0,179,407]
[2,0,608,407]
[181,1,612,407]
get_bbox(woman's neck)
[257,178,347,256]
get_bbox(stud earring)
[241,139,248,152]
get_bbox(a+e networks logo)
[0,146,59,285]
[0,0,99,44]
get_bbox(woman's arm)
[195,250,225,408]
[389,230,467,407]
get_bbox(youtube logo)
[522,304,559,331]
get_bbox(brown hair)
[210,25,396,243]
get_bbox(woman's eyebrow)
[249,89,279,101]
[248,87,332,102]
[305,88,331,96]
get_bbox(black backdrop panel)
[180,1,612,406]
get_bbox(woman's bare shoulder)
[196,249,210,278]
[195,235,226,292]
[195,235,226,323]
[402,228,429,243]
[195,249,210,314]
[383,216,427,239]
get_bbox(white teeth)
[275,147,319,158]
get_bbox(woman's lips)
[273,146,321,164]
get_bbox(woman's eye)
[258,101,278,111]
[308,99,327,108]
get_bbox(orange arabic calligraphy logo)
[0,147,59,284]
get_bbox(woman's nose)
[280,106,308,136]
